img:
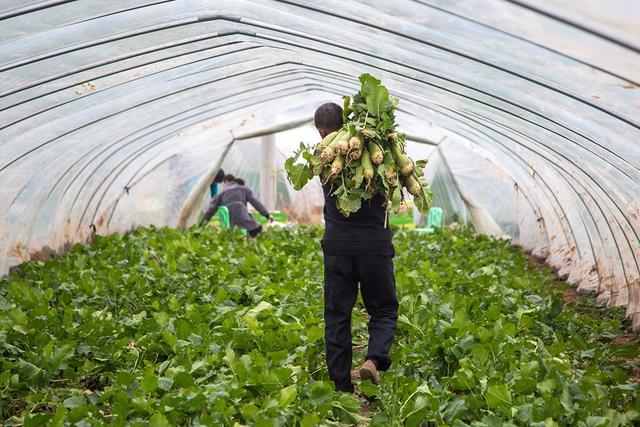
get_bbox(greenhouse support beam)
[261,134,276,211]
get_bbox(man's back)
[321,184,394,256]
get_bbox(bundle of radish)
[285,73,432,217]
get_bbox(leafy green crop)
[0,227,637,426]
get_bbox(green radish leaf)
[366,85,390,117]
[485,384,512,408]
[537,378,556,395]
[140,367,158,393]
[301,413,320,427]
[278,385,297,407]
[63,395,86,409]
[150,413,171,427]
[359,73,381,97]
[158,377,173,391]
[24,413,56,427]
[243,301,273,332]
[8,307,27,325]
[338,192,361,215]
[390,186,402,210]
[515,404,534,423]
[586,417,608,427]
[307,381,333,405]
[306,325,323,342]
[287,163,312,191]
[332,393,364,424]
[342,95,352,122]
[162,330,178,348]
[241,404,260,420]
[17,359,41,382]
[442,397,467,422]
[47,345,74,372]
[360,380,379,398]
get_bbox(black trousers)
[248,225,262,238]
[323,255,398,392]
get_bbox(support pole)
[260,134,276,211]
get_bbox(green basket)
[389,211,414,228]
[214,206,230,228]
[415,207,443,233]
[252,211,288,225]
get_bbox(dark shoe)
[358,359,380,385]
[335,382,355,393]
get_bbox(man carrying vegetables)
[314,102,398,393]
[286,74,432,393]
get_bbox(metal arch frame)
[1,7,638,124]
[2,44,636,216]
[502,0,640,53]
[413,0,639,85]
[2,55,636,241]
[0,1,73,21]
[266,1,638,127]
[3,21,637,179]
[0,39,261,126]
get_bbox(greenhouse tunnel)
[0,1,639,325]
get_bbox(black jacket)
[321,184,394,256]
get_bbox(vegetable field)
[1,227,638,426]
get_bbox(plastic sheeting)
[0,1,638,325]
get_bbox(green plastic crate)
[252,211,288,225]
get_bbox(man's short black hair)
[214,169,225,183]
[314,102,343,131]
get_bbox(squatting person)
[200,174,273,238]
[314,102,399,393]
